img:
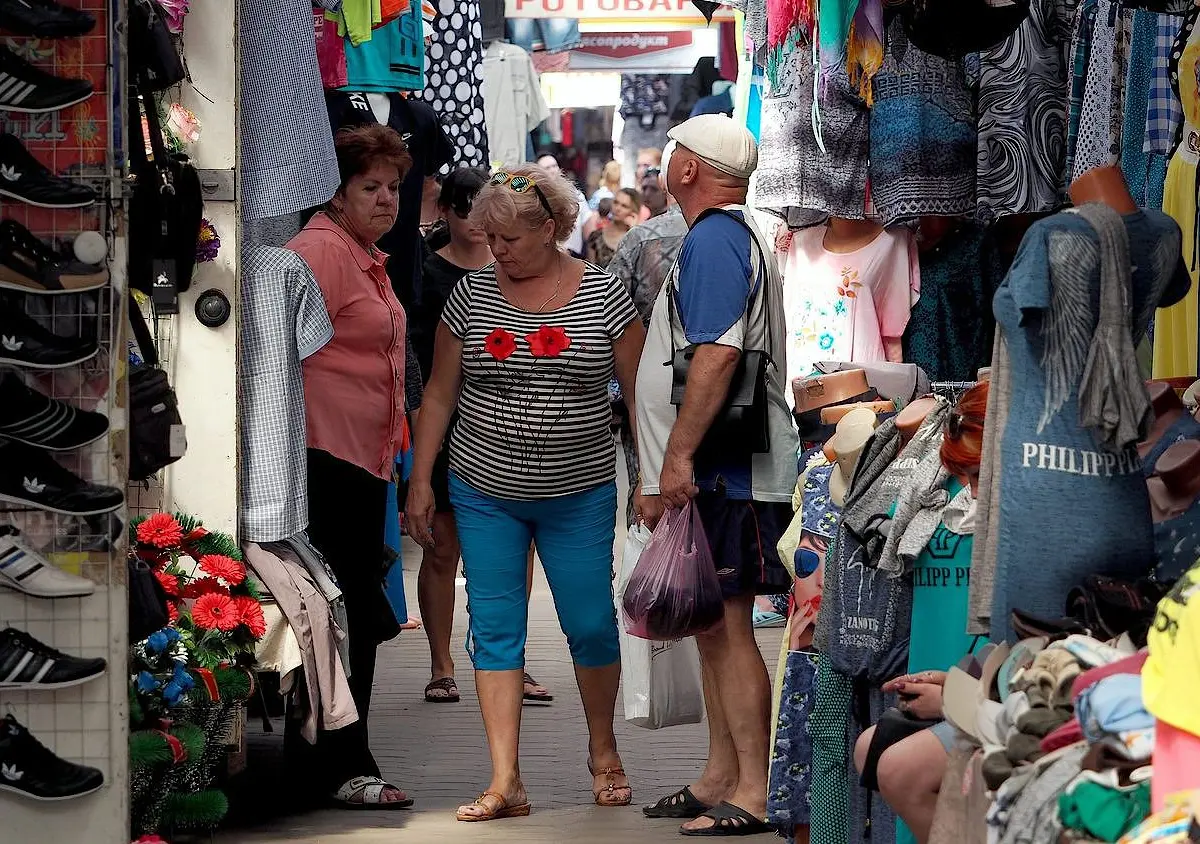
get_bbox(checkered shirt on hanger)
[239,246,334,543]
[1145,11,1186,154]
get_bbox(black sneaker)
[0,371,109,450]
[0,133,96,208]
[0,0,95,38]
[0,219,108,294]
[0,307,97,369]
[0,47,92,113]
[0,628,106,690]
[0,715,104,801]
[0,441,123,516]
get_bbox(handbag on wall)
[127,292,186,481]
[127,83,203,314]
[127,0,186,90]
[667,207,774,455]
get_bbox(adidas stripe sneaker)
[0,46,93,114]
[0,627,106,690]
[0,370,110,451]
[0,714,104,802]
[0,132,97,209]
[0,0,96,39]
[0,526,95,599]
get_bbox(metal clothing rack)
[931,381,978,403]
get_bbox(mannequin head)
[941,382,990,491]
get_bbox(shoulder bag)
[127,292,186,481]
[668,207,774,456]
[127,0,186,90]
[127,82,203,313]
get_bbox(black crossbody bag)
[127,293,185,481]
[667,207,774,455]
[127,82,203,314]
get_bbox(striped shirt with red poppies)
[441,262,639,500]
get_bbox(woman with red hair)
[852,382,989,844]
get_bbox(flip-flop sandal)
[331,776,414,809]
[523,672,553,703]
[456,790,532,822]
[643,786,711,819]
[424,677,460,703]
[752,608,786,628]
[679,801,773,837]
[588,761,632,807]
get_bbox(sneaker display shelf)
[0,1,130,842]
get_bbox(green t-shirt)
[905,476,976,675]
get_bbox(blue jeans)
[505,18,582,54]
[449,472,619,671]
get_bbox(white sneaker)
[0,526,94,598]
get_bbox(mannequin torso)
[1149,440,1200,522]
[794,368,873,415]
[896,396,937,446]
[1140,381,1186,460]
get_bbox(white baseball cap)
[667,114,758,180]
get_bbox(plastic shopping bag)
[622,502,725,641]
[618,524,704,729]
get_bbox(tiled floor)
[217,537,783,844]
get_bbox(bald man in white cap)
[634,114,798,835]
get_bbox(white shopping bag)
[617,523,705,729]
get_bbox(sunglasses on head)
[945,411,985,440]
[491,171,554,219]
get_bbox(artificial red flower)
[135,836,170,844]
[154,570,179,597]
[165,601,179,624]
[526,324,571,358]
[233,596,267,639]
[137,513,183,549]
[198,554,245,585]
[179,577,229,600]
[191,593,240,632]
[484,328,517,361]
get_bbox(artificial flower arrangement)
[157,0,190,34]
[195,218,220,263]
[128,512,264,837]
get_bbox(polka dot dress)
[808,657,852,844]
[416,0,489,169]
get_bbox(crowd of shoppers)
[294,113,793,833]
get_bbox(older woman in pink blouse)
[286,123,413,810]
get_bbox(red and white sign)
[566,28,718,73]
[575,31,694,58]
[505,0,734,21]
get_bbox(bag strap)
[666,207,773,358]
[128,291,160,368]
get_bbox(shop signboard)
[505,0,734,21]
[566,30,720,73]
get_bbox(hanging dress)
[1156,8,1200,378]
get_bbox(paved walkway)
[218,535,783,844]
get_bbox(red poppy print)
[526,325,572,358]
[484,328,518,361]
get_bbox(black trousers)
[286,448,391,791]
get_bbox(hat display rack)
[1,0,130,840]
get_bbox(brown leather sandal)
[455,791,531,822]
[589,762,633,807]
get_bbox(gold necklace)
[512,253,564,313]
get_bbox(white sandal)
[331,775,414,809]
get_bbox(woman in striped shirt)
[406,164,646,822]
